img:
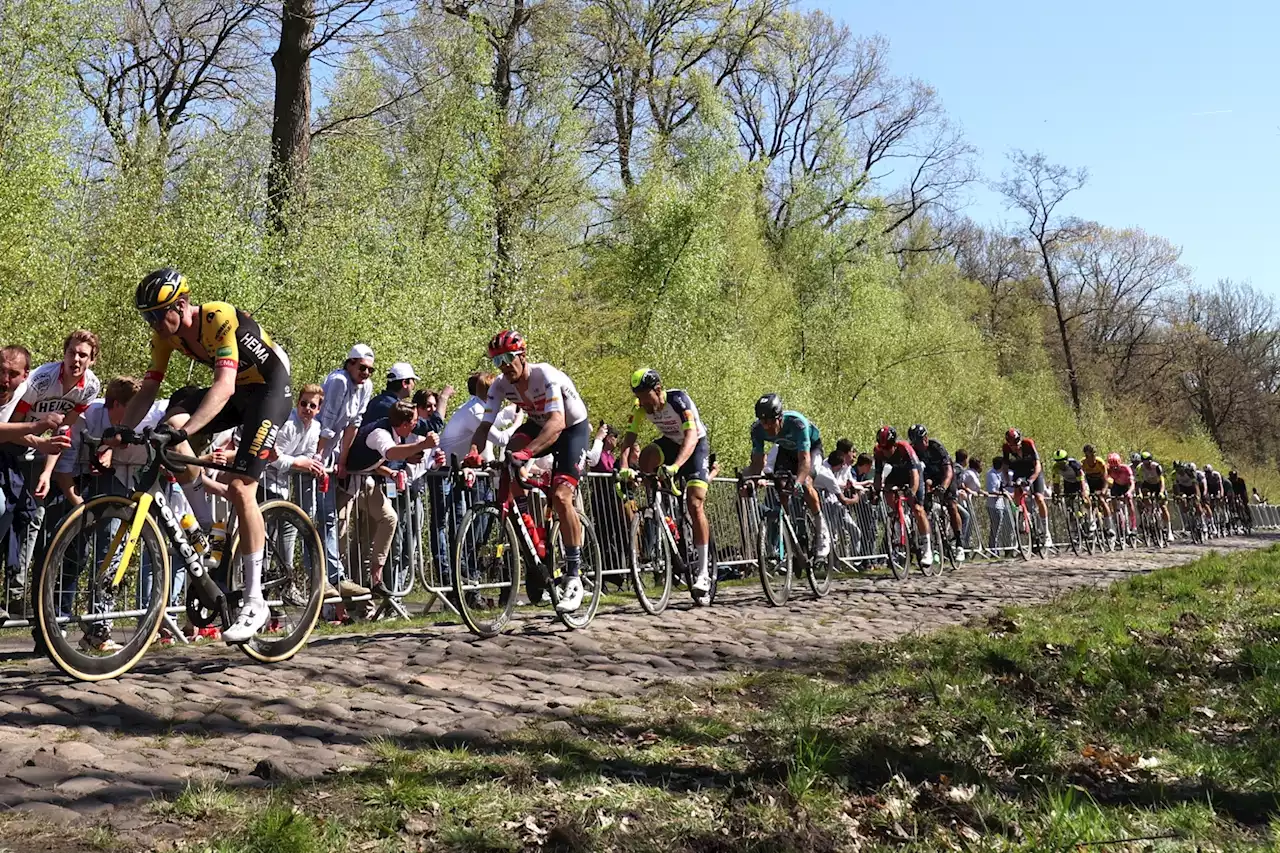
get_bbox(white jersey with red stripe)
[13,362,99,422]
[482,362,587,428]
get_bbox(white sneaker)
[555,577,584,613]
[920,547,934,568]
[955,546,966,564]
[691,567,711,594]
[815,522,832,558]
[223,599,270,644]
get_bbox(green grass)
[18,547,1280,852]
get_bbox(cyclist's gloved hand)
[510,449,533,465]
[616,467,635,484]
[152,423,188,444]
[461,450,483,468]
[662,463,679,477]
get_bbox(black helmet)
[754,393,783,420]
[136,268,189,313]
[630,367,661,393]
[908,424,928,443]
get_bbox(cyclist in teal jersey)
[743,394,831,557]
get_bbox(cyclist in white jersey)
[12,331,101,500]
[616,368,715,600]
[464,331,589,613]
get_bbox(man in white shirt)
[315,344,374,592]
[985,457,1008,552]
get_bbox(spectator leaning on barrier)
[342,400,431,598]
[315,344,375,592]
[54,376,167,503]
[0,344,70,623]
[985,457,1007,552]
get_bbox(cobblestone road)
[0,535,1274,836]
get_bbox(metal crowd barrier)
[5,456,1280,633]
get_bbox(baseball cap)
[387,362,418,381]
[347,344,374,362]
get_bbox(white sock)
[180,476,213,530]
[241,550,265,605]
[695,544,709,575]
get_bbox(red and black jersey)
[873,440,918,473]
[1002,437,1039,474]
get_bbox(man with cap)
[365,362,419,423]
[314,344,376,598]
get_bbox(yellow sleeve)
[200,302,240,372]
[627,400,646,435]
[144,334,174,383]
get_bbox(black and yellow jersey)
[1081,457,1107,481]
[145,302,289,387]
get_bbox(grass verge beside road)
[16,546,1280,852]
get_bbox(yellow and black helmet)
[135,268,189,313]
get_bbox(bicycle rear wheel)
[36,496,170,682]
[757,505,793,605]
[629,509,674,615]
[1063,502,1081,556]
[453,504,520,638]
[548,512,603,630]
[236,500,326,664]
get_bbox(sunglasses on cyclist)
[142,305,177,326]
[492,351,521,368]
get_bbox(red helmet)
[876,426,896,447]
[1006,428,1022,443]
[487,330,526,358]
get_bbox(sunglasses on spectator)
[298,399,320,410]
[492,352,520,368]
[354,363,373,374]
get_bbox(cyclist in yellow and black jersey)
[1080,444,1115,542]
[119,269,293,645]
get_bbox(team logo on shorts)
[247,419,278,457]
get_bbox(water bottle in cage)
[522,512,547,559]
[179,513,209,554]
[665,516,680,542]
[206,520,227,569]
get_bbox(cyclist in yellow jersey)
[1080,444,1114,542]
[118,269,293,644]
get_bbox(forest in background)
[1,0,1277,488]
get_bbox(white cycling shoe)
[555,577,584,613]
[815,523,832,558]
[223,599,270,645]
[691,567,712,594]
[920,547,934,568]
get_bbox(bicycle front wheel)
[36,496,171,682]
[757,506,793,605]
[453,504,520,638]
[883,504,909,580]
[629,509,674,615]
[548,512,604,630]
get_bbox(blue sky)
[812,0,1279,295]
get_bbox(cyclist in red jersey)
[872,426,932,568]
[1001,428,1052,548]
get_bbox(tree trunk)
[488,0,523,319]
[1041,244,1082,413]
[268,0,315,232]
